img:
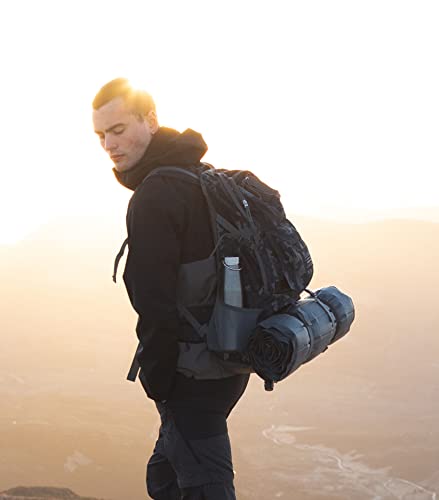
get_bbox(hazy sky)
[1,0,438,243]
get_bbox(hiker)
[92,78,249,499]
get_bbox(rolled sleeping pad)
[247,314,312,383]
[246,297,336,383]
[246,286,355,388]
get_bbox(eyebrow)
[95,122,126,134]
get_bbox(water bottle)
[223,256,243,307]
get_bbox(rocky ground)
[0,486,106,500]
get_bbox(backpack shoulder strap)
[143,166,200,185]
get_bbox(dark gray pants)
[147,402,236,499]
[146,373,249,499]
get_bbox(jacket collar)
[113,127,208,191]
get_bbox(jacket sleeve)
[122,177,185,401]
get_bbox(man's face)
[92,97,157,172]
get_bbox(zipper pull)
[242,199,255,226]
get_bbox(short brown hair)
[92,78,156,117]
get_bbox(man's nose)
[104,135,118,152]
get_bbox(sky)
[0,0,438,244]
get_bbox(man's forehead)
[93,97,132,129]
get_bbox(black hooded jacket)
[117,127,216,401]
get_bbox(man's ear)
[147,110,159,133]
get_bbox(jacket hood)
[113,127,208,191]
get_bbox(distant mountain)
[366,205,439,223]
[0,486,106,500]
[288,205,439,224]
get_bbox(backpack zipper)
[242,199,269,292]
[243,199,255,226]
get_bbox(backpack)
[118,164,356,391]
[116,163,313,381]
[144,164,314,360]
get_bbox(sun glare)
[1,1,438,244]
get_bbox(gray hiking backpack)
[117,164,354,390]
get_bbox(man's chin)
[113,160,132,173]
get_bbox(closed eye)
[112,126,125,135]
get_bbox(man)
[92,78,249,499]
